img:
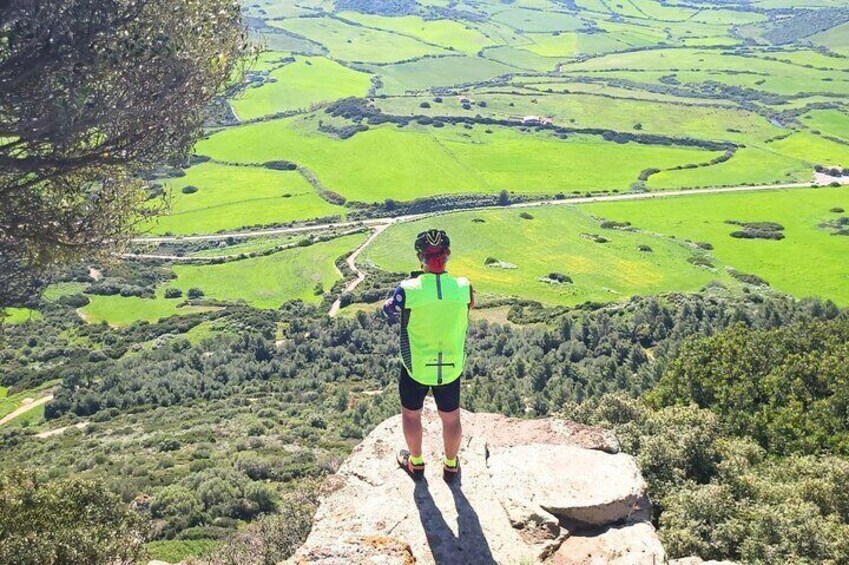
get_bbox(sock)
[410,454,424,466]
[444,457,457,468]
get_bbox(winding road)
[128,180,830,317]
[328,223,391,317]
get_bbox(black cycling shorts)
[398,365,461,413]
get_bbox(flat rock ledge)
[289,399,665,565]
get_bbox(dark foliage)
[0,0,248,305]
[651,318,849,455]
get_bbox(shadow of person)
[413,476,496,565]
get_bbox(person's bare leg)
[438,409,462,461]
[402,407,423,458]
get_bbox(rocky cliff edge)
[289,399,669,565]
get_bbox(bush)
[182,185,199,194]
[263,160,298,171]
[484,257,499,265]
[210,483,319,565]
[637,244,653,253]
[831,207,845,213]
[187,288,205,299]
[651,319,849,455]
[0,472,147,564]
[58,293,90,308]
[727,269,769,287]
[165,288,183,299]
[547,272,572,284]
[419,101,430,109]
[519,212,534,220]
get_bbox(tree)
[0,0,249,306]
[0,471,147,564]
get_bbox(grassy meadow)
[170,232,367,309]
[13,0,849,328]
[145,163,344,235]
[3,308,43,324]
[79,293,219,327]
[586,186,849,305]
[230,56,372,120]
[198,118,724,202]
[364,206,737,306]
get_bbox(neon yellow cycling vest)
[400,273,472,386]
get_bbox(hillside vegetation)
[3,0,849,563]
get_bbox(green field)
[802,109,849,143]
[231,56,372,120]
[341,13,494,54]
[813,21,849,51]
[271,16,446,62]
[646,147,811,189]
[377,91,780,144]
[3,308,43,324]
[4,403,45,429]
[769,133,849,167]
[80,293,218,327]
[363,56,515,93]
[170,232,366,309]
[586,186,849,305]
[145,163,344,235]
[490,8,583,33]
[79,234,366,323]
[364,206,737,306]
[198,118,724,202]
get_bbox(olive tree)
[0,0,249,306]
[0,471,148,565]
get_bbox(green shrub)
[165,288,183,299]
[0,472,147,564]
[182,185,199,194]
[187,287,205,299]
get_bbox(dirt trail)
[0,394,53,426]
[36,422,88,439]
[328,222,391,317]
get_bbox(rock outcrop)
[290,400,665,564]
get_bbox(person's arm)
[382,286,405,324]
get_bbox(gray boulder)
[289,399,662,564]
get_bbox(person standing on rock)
[383,229,474,482]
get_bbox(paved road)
[0,394,53,427]
[133,182,814,245]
